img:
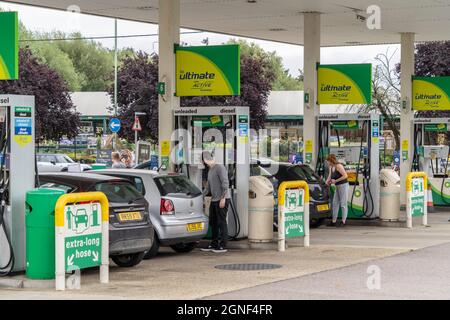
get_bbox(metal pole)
[113,19,118,151]
[135,121,138,165]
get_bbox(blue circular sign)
[109,118,121,133]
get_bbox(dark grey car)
[251,161,332,228]
[39,172,154,267]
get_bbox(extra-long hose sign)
[176,44,240,96]
[0,12,18,80]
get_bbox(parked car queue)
[39,170,209,268]
[37,158,332,268]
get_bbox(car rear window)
[154,175,202,197]
[39,182,74,193]
[298,165,320,183]
[93,181,143,203]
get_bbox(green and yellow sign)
[192,115,224,127]
[0,12,18,80]
[318,64,372,105]
[424,123,448,132]
[330,120,360,130]
[412,77,450,110]
[176,44,240,97]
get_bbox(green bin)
[91,164,107,170]
[26,188,65,279]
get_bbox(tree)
[353,49,401,148]
[182,54,276,130]
[0,48,81,142]
[228,39,302,91]
[55,32,114,91]
[109,52,159,142]
[19,29,84,91]
[20,29,114,92]
[415,41,450,77]
[413,41,450,118]
[112,45,276,142]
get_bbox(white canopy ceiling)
[5,0,450,46]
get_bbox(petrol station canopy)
[6,0,450,46]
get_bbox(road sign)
[132,116,142,131]
[55,192,109,291]
[278,181,310,251]
[109,118,121,133]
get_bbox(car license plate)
[187,222,204,232]
[317,204,329,212]
[118,211,142,221]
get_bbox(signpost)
[278,181,310,251]
[109,118,121,151]
[96,149,113,167]
[406,172,428,229]
[133,113,144,165]
[136,140,152,165]
[109,118,121,133]
[55,192,109,291]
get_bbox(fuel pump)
[173,106,250,239]
[412,118,450,206]
[0,95,35,276]
[316,113,380,219]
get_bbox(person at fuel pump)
[111,152,126,169]
[326,154,349,227]
[200,151,230,253]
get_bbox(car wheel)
[144,235,160,259]
[112,252,145,268]
[310,218,324,228]
[170,242,197,253]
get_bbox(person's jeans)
[332,183,349,223]
[209,199,229,248]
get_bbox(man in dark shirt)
[200,151,230,253]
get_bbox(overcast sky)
[1,1,400,77]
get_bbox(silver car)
[92,169,208,258]
[37,154,92,172]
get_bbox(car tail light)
[160,198,175,215]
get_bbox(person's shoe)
[327,221,336,227]
[212,246,228,253]
[200,244,216,252]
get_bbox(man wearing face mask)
[200,150,230,253]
